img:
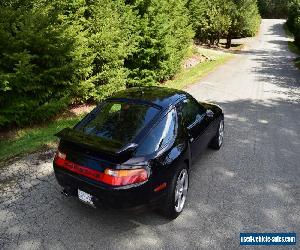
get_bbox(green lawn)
[165,49,232,90]
[0,117,82,164]
[0,47,233,163]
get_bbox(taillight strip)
[54,156,148,186]
[55,156,103,182]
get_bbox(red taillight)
[55,150,66,165]
[57,151,66,160]
[54,151,148,186]
[102,168,148,186]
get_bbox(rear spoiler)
[55,128,137,155]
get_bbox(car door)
[178,97,210,159]
[198,102,218,141]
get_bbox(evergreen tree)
[125,0,194,86]
[226,0,261,48]
[189,0,233,45]
[0,0,91,127]
[287,0,300,47]
[0,0,263,129]
[0,0,138,127]
[258,0,289,18]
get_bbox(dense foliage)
[0,0,136,127]
[0,0,192,128]
[188,0,232,45]
[226,0,261,48]
[0,1,81,127]
[188,0,260,47]
[258,0,289,18]
[125,0,193,86]
[287,0,300,47]
[0,0,261,128]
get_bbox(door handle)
[187,131,194,143]
[206,109,214,118]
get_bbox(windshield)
[76,100,160,146]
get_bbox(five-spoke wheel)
[174,169,189,213]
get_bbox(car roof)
[108,86,188,109]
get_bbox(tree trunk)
[226,34,232,49]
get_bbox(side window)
[180,97,205,127]
[136,109,177,156]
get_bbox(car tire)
[160,166,189,219]
[210,118,224,150]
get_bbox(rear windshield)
[76,101,160,146]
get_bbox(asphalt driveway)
[0,19,299,250]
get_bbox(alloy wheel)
[218,120,224,146]
[174,169,189,213]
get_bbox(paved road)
[1,19,299,250]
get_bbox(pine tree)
[189,0,233,45]
[125,0,194,86]
[226,0,261,48]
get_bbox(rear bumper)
[54,165,164,209]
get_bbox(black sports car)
[53,87,224,219]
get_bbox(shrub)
[287,0,300,47]
[125,0,194,86]
[0,0,237,128]
[77,0,138,101]
[188,0,232,45]
[188,0,260,48]
[0,1,89,127]
[0,0,137,128]
[226,0,261,48]
[0,0,194,128]
[258,0,289,18]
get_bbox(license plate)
[78,189,95,207]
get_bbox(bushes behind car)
[0,0,193,128]
[0,0,262,129]
[287,0,300,48]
